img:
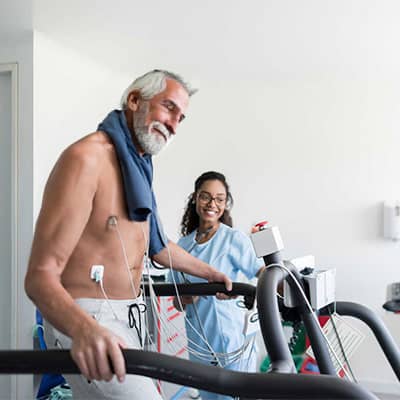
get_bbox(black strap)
[127,303,147,347]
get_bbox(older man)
[25,70,232,399]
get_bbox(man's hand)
[70,323,127,383]
[207,269,236,300]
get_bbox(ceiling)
[2,1,400,80]
[32,0,398,79]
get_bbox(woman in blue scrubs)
[169,171,264,400]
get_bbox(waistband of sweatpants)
[74,295,145,320]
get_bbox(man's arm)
[153,241,232,292]
[25,142,126,383]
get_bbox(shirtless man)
[25,70,232,399]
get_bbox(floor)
[175,389,400,399]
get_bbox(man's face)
[130,79,190,155]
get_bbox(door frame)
[0,62,19,398]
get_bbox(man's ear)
[126,90,141,111]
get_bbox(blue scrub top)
[169,223,263,363]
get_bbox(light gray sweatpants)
[44,297,162,400]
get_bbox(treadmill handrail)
[146,282,256,309]
[6,279,385,398]
[0,349,377,399]
[321,301,400,381]
[145,282,255,297]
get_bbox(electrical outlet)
[388,282,400,301]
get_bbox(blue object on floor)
[34,310,70,399]
[170,386,189,400]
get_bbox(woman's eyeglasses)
[197,192,226,206]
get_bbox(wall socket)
[387,282,400,301]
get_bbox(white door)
[0,69,12,394]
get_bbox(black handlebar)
[146,282,255,298]
[0,349,377,399]
[147,282,256,309]
[0,279,389,399]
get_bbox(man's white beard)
[134,111,173,155]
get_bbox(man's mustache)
[149,121,171,141]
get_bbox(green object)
[260,321,307,373]
[287,322,306,355]
[48,385,73,400]
[293,355,304,371]
[260,356,270,373]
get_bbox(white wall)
[33,32,132,213]
[154,76,400,391]
[149,4,400,391]
[18,0,400,395]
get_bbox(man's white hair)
[120,69,197,109]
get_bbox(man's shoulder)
[61,131,114,167]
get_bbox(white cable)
[140,271,158,352]
[103,217,170,397]
[138,228,194,361]
[138,224,155,350]
[108,215,207,358]
[109,219,155,351]
[99,280,120,321]
[145,276,224,363]
[280,261,350,378]
[236,334,256,372]
[138,224,168,400]
[136,226,249,366]
[110,219,156,351]
[164,241,251,366]
[114,222,137,299]
[139,227,217,363]
[268,262,353,381]
[144,242,231,364]
[164,243,226,365]
[144,260,227,363]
